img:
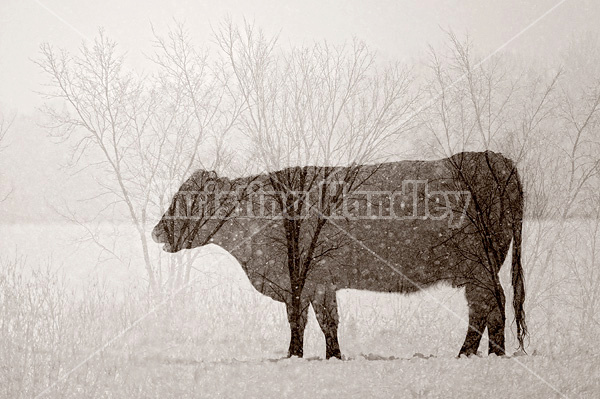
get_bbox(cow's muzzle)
[151,225,164,243]
[152,226,175,252]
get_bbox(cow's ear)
[186,170,206,190]
[218,178,233,194]
[190,169,206,181]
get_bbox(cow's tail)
[511,174,527,352]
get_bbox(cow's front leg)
[311,285,342,359]
[286,299,309,358]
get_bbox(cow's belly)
[313,218,462,293]
[312,254,453,294]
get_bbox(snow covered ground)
[139,354,599,398]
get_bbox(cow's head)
[152,169,239,253]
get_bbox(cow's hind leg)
[459,285,488,357]
[286,300,309,358]
[487,286,506,356]
[311,285,342,359]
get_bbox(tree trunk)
[138,228,159,297]
[287,280,305,358]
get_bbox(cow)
[152,151,526,359]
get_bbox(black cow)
[153,151,526,359]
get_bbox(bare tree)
[37,26,241,296]
[422,32,561,352]
[148,23,245,290]
[555,81,600,218]
[542,78,600,349]
[214,19,418,357]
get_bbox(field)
[1,220,599,398]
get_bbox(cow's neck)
[207,218,252,258]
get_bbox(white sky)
[1,0,599,113]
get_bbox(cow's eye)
[176,196,189,215]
